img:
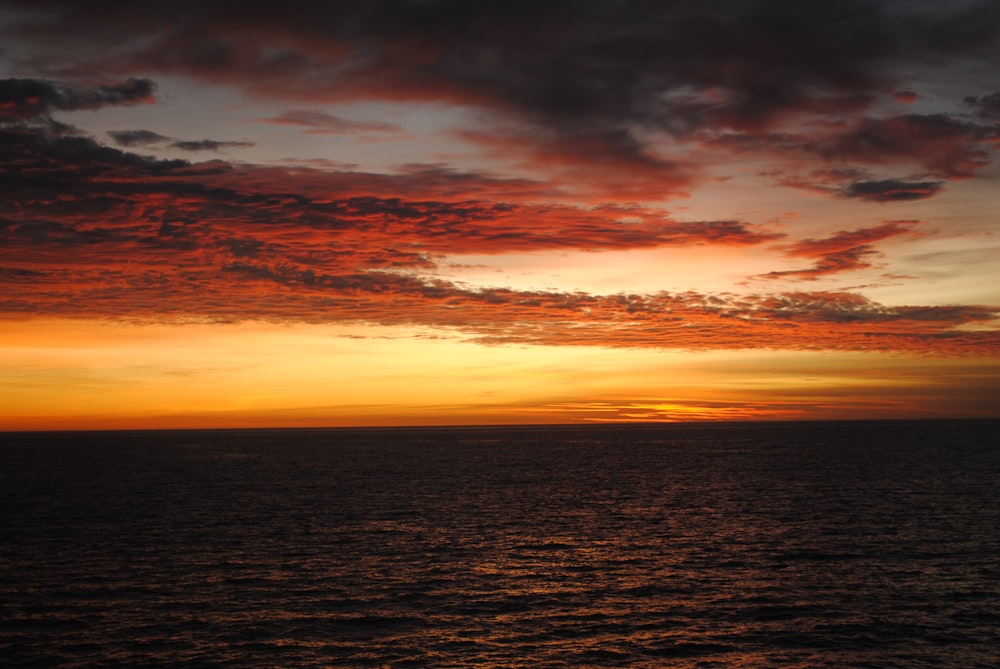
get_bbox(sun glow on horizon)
[2,318,996,431]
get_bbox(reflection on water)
[2,421,998,667]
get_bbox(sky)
[1,0,999,429]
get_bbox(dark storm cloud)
[0,77,155,120]
[5,0,1000,190]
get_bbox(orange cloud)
[761,221,921,280]
[0,123,778,268]
[1,122,997,357]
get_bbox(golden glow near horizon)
[2,319,997,430]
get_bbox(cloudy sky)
[2,0,999,429]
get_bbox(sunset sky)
[2,0,999,429]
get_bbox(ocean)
[1,420,998,667]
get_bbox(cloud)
[0,77,155,121]
[710,109,1000,206]
[171,139,255,151]
[964,91,1000,119]
[0,121,778,266]
[719,111,999,200]
[839,179,944,202]
[108,129,171,146]
[815,114,996,179]
[0,78,249,154]
[781,221,920,257]
[770,168,948,203]
[457,125,695,201]
[110,129,254,152]
[2,119,995,356]
[761,247,880,280]
[540,398,809,423]
[6,1,1000,192]
[761,221,921,280]
[251,110,403,135]
[3,230,997,356]
[8,256,997,355]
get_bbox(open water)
[2,420,998,667]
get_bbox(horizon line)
[4,415,998,435]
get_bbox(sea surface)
[2,420,998,667]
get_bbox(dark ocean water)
[1,420,998,668]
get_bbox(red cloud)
[761,247,880,280]
[5,256,997,356]
[817,115,996,179]
[2,125,777,261]
[761,221,921,281]
[781,221,920,258]
[713,111,998,202]
[457,126,696,202]
[2,125,995,356]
